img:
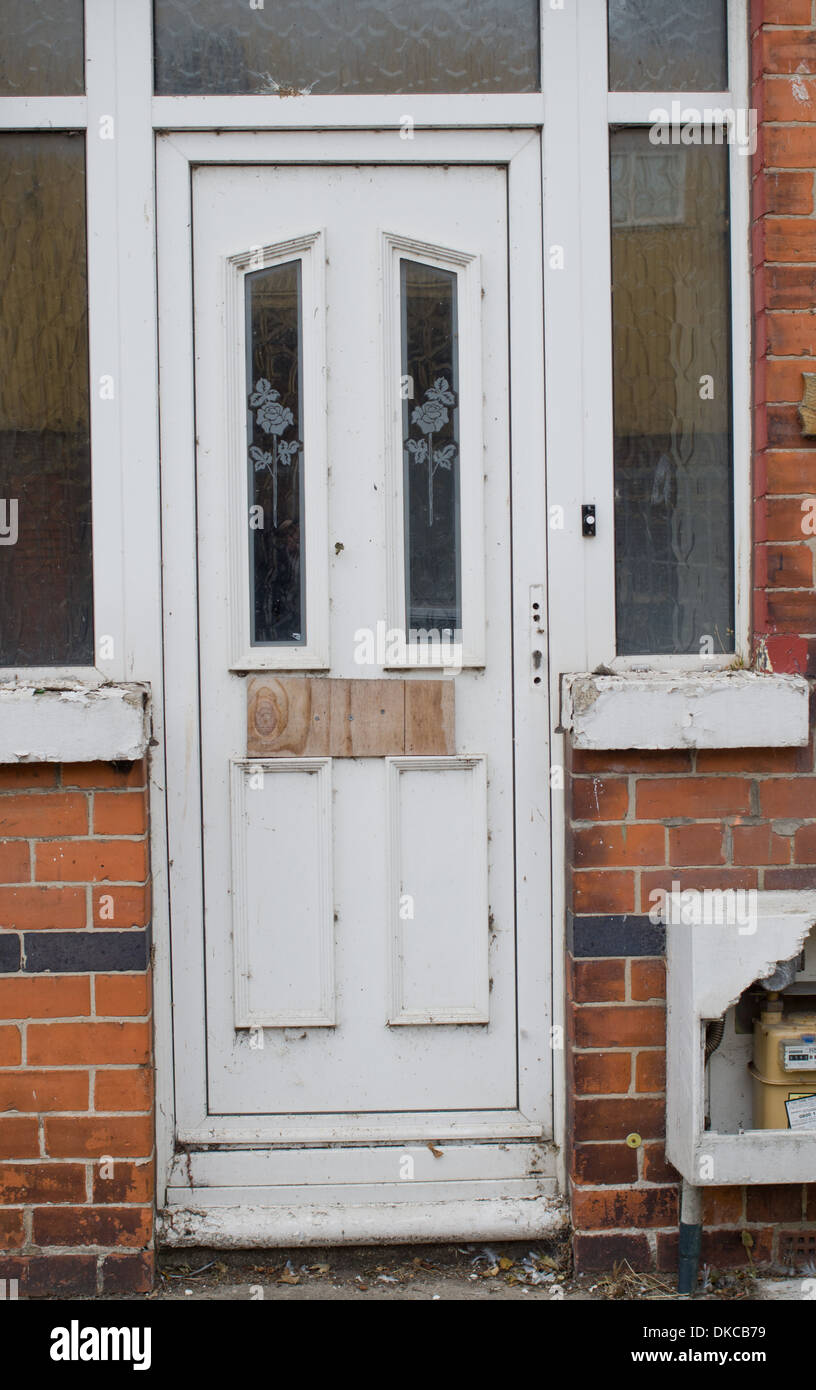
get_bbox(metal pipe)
[677,1180,702,1297]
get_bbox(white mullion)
[0,96,86,129]
[541,1,592,680]
[84,0,126,681]
[727,0,753,662]
[579,0,618,670]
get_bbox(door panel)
[193,163,517,1116]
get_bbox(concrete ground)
[114,1242,815,1301]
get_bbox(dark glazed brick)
[642,1144,681,1185]
[0,933,21,973]
[746,1185,805,1223]
[101,1252,154,1294]
[573,1096,665,1142]
[572,1142,639,1186]
[573,1233,652,1272]
[569,914,666,958]
[23,929,150,974]
[0,1254,97,1297]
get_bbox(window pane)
[246,262,304,646]
[154,0,539,95]
[0,133,93,666]
[608,0,727,92]
[0,0,84,96]
[401,261,461,636]
[611,130,734,656]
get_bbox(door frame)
[157,129,554,1193]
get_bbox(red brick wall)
[566,0,816,1275]
[753,0,816,675]
[0,761,154,1296]
[567,743,816,1271]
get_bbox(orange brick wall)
[0,761,154,1297]
[567,743,816,1271]
[753,0,816,674]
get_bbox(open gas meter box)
[666,891,816,1185]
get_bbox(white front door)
[159,130,556,1236]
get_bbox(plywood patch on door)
[247,676,454,757]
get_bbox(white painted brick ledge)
[0,682,150,762]
[561,670,810,750]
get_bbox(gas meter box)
[751,1010,816,1130]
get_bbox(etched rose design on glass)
[405,378,457,527]
[249,378,300,530]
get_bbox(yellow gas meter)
[751,1002,816,1130]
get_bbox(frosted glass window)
[154,0,539,95]
[611,131,734,656]
[246,261,304,646]
[608,0,727,92]
[0,0,85,96]
[0,134,93,666]
[401,261,461,636]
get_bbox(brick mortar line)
[0,828,148,839]
[571,772,816,780]
[571,955,664,962]
[0,1159,153,1167]
[0,1109,151,1117]
[0,1065,152,1071]
[0,879,151,887]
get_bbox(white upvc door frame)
[157,128,554,1177]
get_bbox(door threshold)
[159,1191,568,1248]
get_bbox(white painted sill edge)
[0,682,150,763]
[561,671,810,750]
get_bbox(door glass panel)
[0,0,85,96]
[245,260,304,646]
[611,129,734,656]
[0,132,93,665]
[401,260,461,637]
[154,0,539,95]
[608,0,727,92]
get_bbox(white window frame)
[543,0,751,676]
[0,0,159,685]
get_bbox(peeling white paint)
[562,671,809,749]
[791,75,810,104]
[0,682,150,762]
[158,1196,568,1248]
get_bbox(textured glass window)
[608,0,727,92]
[402,261,460,636]
[154,0,539,95]
[611,130,734,656]
[0,0,85,96]
[246,262,304,646]
[0,133,93,666]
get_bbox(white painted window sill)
[561,670,810,750]
[0,682,150,763]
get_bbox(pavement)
[105,1242,816,1301]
